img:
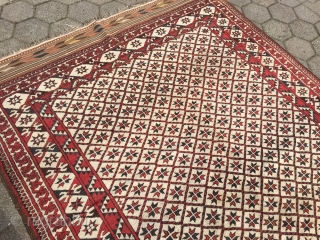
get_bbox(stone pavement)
[0,0,320,239]
[230,0,320,78]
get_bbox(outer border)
[0,146,40,240]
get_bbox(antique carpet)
[1,0,320,239]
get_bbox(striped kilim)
[1,0,320,239]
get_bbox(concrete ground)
[0,0,320,239]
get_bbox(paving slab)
[252,0,276,7]
[308,55,320,77]
[0,0,10,6]
[0,19,14,41]
[262,19,292,41]
[290,20,318,41]
[14,18,49,44]
[56,0,80,4]
[1,1,34,23]
[303,1,320,15]
[35,1,68,23]
[228,0,251,7]
[100,1,127,17]
[242,3,271,24]
[117,0,148,6]
[316,22,320,34]
[285,37,315,60]
[294,4,320,24]
[25,0,51,4]
[88,0,113,5]
[0,180,31,240]
[277,0,300,7]
[269,3,297,23]
[0,38,25,56]
[312,37,320,56]
[49,18,82,38]
[69,1,99,23]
